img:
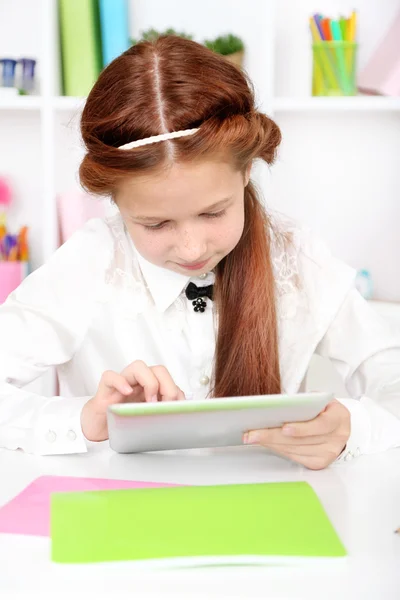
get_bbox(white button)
[198,273,208,280]
[46,430,57,443]
[67,430,77,442]
[199,375,210,385]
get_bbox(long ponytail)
[213,182,281,396]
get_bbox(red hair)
[80,36,282,396]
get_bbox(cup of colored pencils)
[309,11,358,96]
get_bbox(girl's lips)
[178,259,209,270]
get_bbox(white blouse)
[0,213,400,460]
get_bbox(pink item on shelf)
[57,191,106,244]
[0,261,29,303]
[357,11,400,96]
[0,475,178,537]
[0,177,12,208]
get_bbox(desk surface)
[1,444,399,600]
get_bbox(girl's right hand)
[80,360,185,442]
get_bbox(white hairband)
[118,128,199,150]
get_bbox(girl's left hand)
[243,400,351,470]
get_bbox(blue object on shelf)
[0,59,17,87]
[19,58,37,93]
[98,0,130,67]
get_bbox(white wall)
[269,0,400,301]
[1,0,399,299]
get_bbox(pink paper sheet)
[0,476,175,537]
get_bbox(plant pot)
[224,50,244,68]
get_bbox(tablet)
[107,392,333,454]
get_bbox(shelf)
[2,95,399,115]
[0,95,43,110]
[51,96,86,111]
[0,96,87,112]
[273,96,400,113]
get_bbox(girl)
[0,37,399,469]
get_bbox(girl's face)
[116,159,249,275]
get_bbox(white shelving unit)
[1,0,399,282]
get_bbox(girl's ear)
[244,163,252,187]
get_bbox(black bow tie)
[185,282,214,313]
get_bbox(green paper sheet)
[51,482,346,564]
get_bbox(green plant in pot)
[204,34,245,68]
[131,28,193,45]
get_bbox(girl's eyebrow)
[131,197,233,223]
[201,197,233,212]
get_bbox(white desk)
[1,444,399,600]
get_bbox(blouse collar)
[122,219,215,312]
